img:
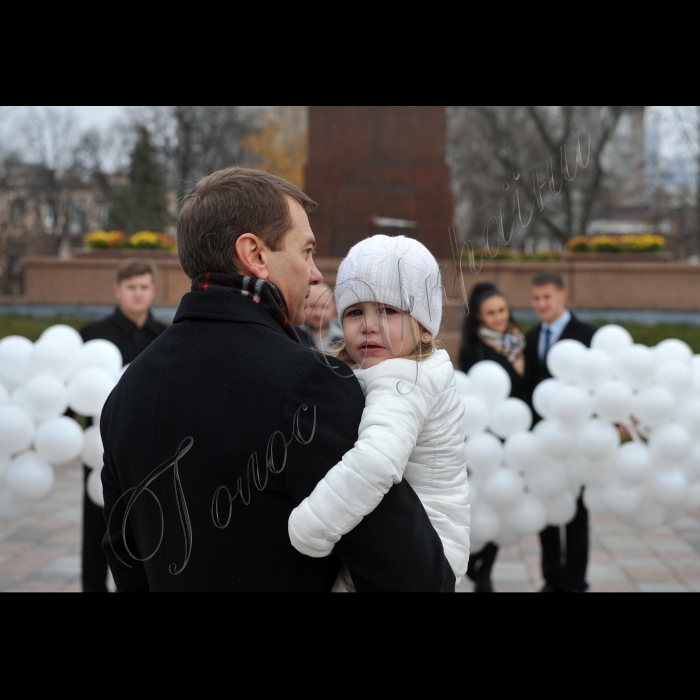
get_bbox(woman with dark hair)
[459,282,527,592]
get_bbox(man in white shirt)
[524,271,596,592]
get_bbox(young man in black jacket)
[100,167,455,592]
[524,271,596,593]
[79,261,167,591]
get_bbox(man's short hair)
[177,167,318,280]
[531,271,565,289]
[117,261,155,284]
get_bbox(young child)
[288,234,470,590]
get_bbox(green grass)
[518,321,700,353]
[0,315,88,342]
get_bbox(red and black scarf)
[191,272,299,343]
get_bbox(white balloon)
[683,442,700,481]
[577,349,614,390]
[654,338,693,366]
[34,416,85,465]
[683,482,700,513]
[592,380,634,423]
[488,398,532,438]
[81,425,103,470]
[469,503,501,543]
[506,493,547,535]
[546,340,587,383]
[648,423,691,465]
[468,361,511,409]
[654,361,692,400]
[613,344,654,391]
[483,468,525,510]
[693,368,700,397]
[550,384,593,427]
[650,469,688,506]
[453,370,473,397]
[535,419,577,460]
[692,355,700,373]
[577,419,620,462]
[525,462,568,500]
[544,490,577,525]
[629,502,666,530]
[0,382,10,405]
[615,442,653,484]
[503,431,542,473]
[493,524,521,547]
[461,395,490,437]
[73,339,123,381]
[67,368,115,417]
[570,455,614,487]
[582,485,610,515]
[0,449,11,484]
[29,337,75,381]
[604,479,644,516]
[465,433,502,475]
[11,374,68,421]
[632,386,675,428]
[676,398,700,440]
[591,325,633,359]
[0,405,35,454]
[0,336,34,390]
[532,378,563,420]
[87,466,104,507]
[39,324,83,352]
[0,488,29,520]
[5,450,55,500]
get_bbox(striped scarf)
[191,272,299,343]
[477,324,526,365]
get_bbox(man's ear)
[113,283,123,301]
[561,287,569,304]
[235,233,270,280]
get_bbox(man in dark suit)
[524,271,596,593]
[79,261,167,591]
[100,167,454,592]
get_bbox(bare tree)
[119,106,258,208]
[448,106,626,251]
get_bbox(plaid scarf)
[478,324,526,365]
[191,272,299,343]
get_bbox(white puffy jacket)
[288,349,471,580]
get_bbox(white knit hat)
[334,235,443,337]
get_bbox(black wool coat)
[523,312,596,423]
[80,306,167,365]
[100,288,455,592]
[459,339,528,402]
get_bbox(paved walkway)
[2,460,699,592]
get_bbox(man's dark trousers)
[79,306,166,592]
[524,313,596,592]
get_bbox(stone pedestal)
[304,106,454,258]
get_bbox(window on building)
[69,201,84,235]
[11,199,25,221]
[43,201,56,229]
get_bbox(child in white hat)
[288,234,470,590]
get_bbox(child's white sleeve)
[288,373,429,557]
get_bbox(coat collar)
[173,289,286,336]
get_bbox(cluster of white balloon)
[457,325,700,554]
[0,325,123,520]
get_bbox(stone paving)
[1,459,699,592]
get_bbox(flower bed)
[84,230,176,251]
[567,234,666,254]
[461,249,563,262]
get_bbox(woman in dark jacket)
[459,282,527,592]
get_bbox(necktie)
[542,327,552,362]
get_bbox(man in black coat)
[79,261,167,591]
[100,167,455,592]
[523,271,596,593]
